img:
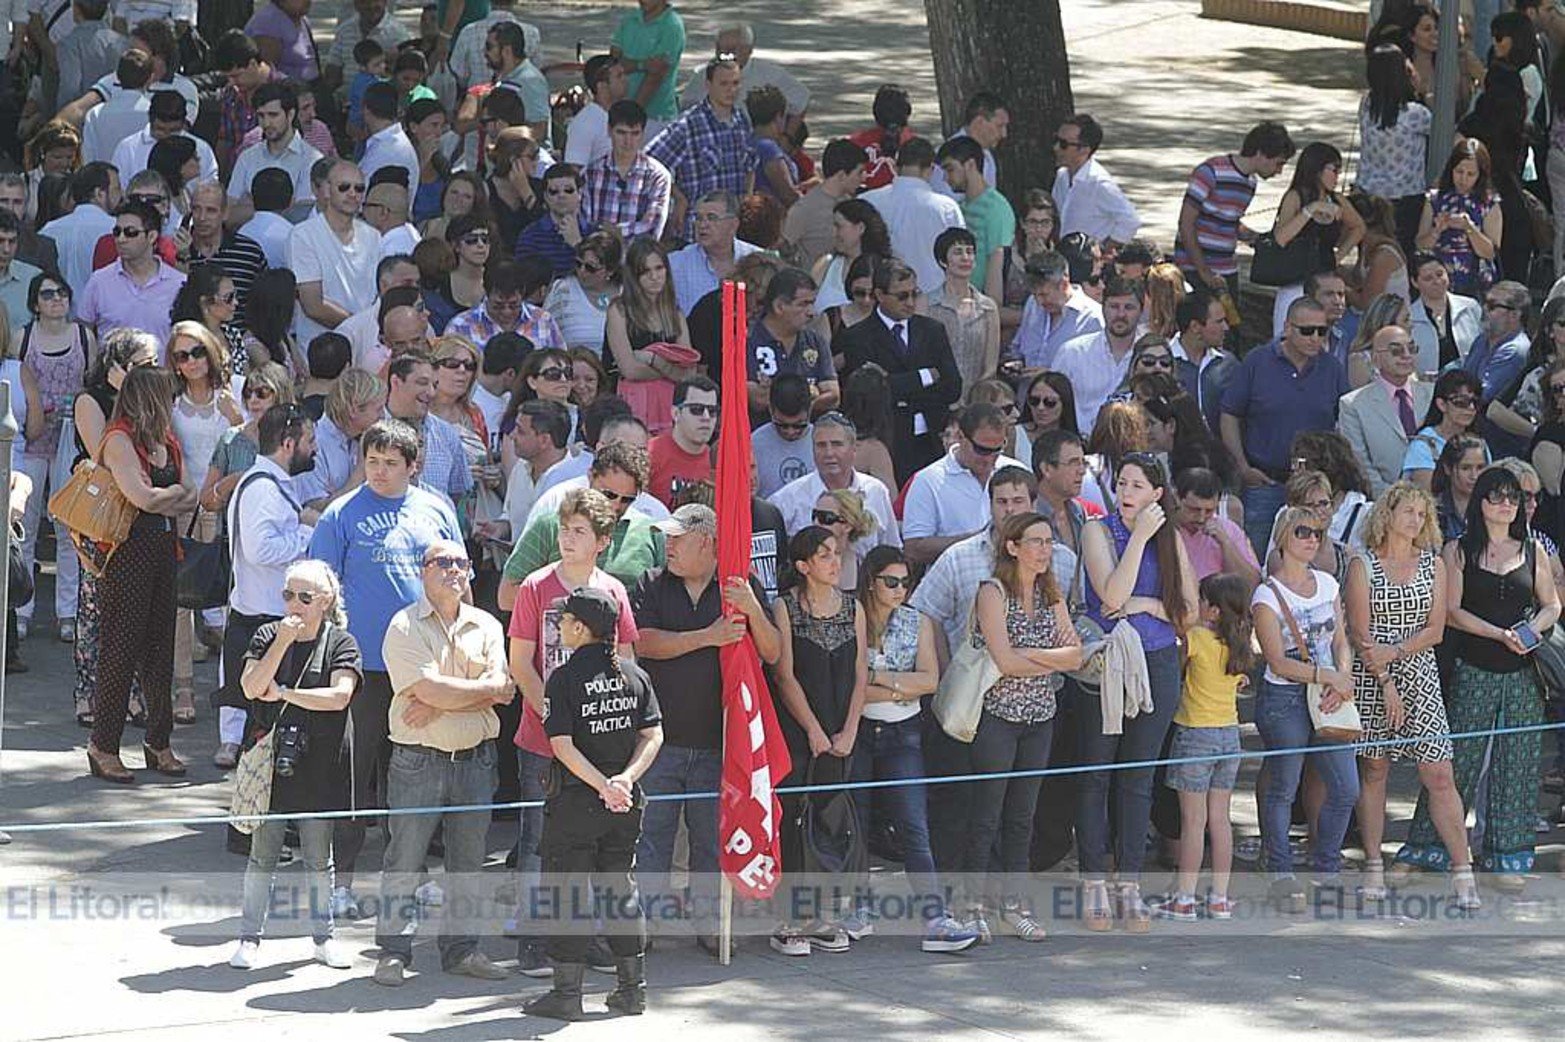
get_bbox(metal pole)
[0,382,15,847]
[1428,0,1462,186]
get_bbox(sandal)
[1387,860,1427,886]
[1000,905,1047,942]
[1081,880,1113,933]
[1451,866,1482,911]
[1115,882,1151,934]
[1359,858,1387,902]
[142,744,187,777]
[87,744,135,784]
[173,688,196,725]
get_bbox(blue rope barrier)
[1,718,1560,835]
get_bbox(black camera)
[273,721,308,778]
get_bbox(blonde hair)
[325,367,385,429]
[167,320,230,389]
[1144,262,1186,339]
[1494,455,1542,488]
[284,559,347,627]
[430,334,481,409]
[242,361,296,406]
[824,487,878,541]
[1361,481,1441,551]
[1275,505,1326,558]
[1285,467,1332,505]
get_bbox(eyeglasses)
[1029,394,1060,409]
[1444,394,1478,408]
[535,366,569,381]
[36,287,68,302]
[1485,488,1522,505]
[875,574,911,589]
[1484,299,1517,311]
[884,289,918,302]
[773,418,810,432]
[968,440,1006,456]
[1377,343,1414,358]
[546,184,578,195]
[1137,355,1173,369]
[681,402,718,417]
[460,234,490,246]
[112,226,146,239]
[171,344,208,364]
[244,386,277,401]
[438,357,478,372]
[336,181,366,194]
[1292,324,1329,337]
[1292,524,1326,541]
[281,588,317,605]
[812,509,844,526]
[424,555,471,571]
[592,487,639,505]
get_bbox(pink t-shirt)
[1178,514,1260,581]
[508,563,640,755]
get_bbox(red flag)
[716,279,792,900]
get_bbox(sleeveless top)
[1452,539,1537,674]
[1428,188,1499,291]
[816,254,850,311]
[172,390,234,485]
[1084,512,1178,651]
[104,418,183,531]
[863,604,920,724]
[19,321,88,459]
[781,589,858,740]
[972,576,1066,724]
[73,382,117,467]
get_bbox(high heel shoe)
[1115,882,1151,934]
[87,744,135,784]
[142,744,187,777]
[1081,880,1113,933]
[1452,866,1482,911]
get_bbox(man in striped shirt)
[1173,121,1294,297]
[582,99,673,240]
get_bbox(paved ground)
[10,2,1565,1038]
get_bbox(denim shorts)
[1165,724,1241,792]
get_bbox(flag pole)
[717,279,741,966]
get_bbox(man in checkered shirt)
[581,99,672,241]
[644,57,756,241]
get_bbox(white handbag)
[1265,579,1362,742]
[932,580,1001,743]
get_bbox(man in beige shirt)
[372,539,515,987]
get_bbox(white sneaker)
[330,886,360,920]
[415,879,444,906]
[229,939,259,969]
[213,742,240,770]
[313,940,352,969]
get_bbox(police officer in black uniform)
[524,588,664,1021]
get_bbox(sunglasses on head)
[281,588,317,605]
[812,509,844,526]
[438,357,478,372]
[171,344,209,364]
[682,402,718,417]
[534,366,569,381]
[1292,524,1325,541]
[425,554,470,571]
[876,573,911,589]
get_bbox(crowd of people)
[8,0,1565,1021]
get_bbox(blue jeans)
[1076,643,1182,879]
[850,715,938,908]
[238,818,334,943]
[1241,482,1288,562]
[635,744,721,934]
[513,748,550,935]
[375,741,499,965]
[959,709,1053,909]
[1254,680,1361,878]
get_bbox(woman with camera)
[229,560,362,971]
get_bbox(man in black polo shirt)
[631,503,781,957]
[526,588,663,1021]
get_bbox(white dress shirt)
[228,129,324,207]
[360,122,420,193]
[772,469,902,548]
[1052,330,1134,433]
[1053,156,1141,245]
[227,455,314,618]
[111,127,218,188]
[859,175,966,293]
[237,210,294,269]
[901,446,1025,541]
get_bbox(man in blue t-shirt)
[308,418,463,914]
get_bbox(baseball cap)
[562,587,620,640]
[653,503,717,538]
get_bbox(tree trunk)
[923,0,1074,204]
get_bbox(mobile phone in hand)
[1514,621,1542,652]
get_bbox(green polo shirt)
[504,510,666,590]
[611,4,686,121]
[960,187,1016,290]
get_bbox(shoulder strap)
[1343,501,1365,542]
[77,323,90,369]
[18,323,31,363]
[229,469,287,559]
[1263,577,1312,664]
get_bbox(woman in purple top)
[245,0,321,83]
[748,86,800,208]
[1078,452,1197,931]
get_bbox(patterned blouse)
[1356,97,1433,200]
[972,576,1068,724]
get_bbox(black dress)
[241,622,363,815]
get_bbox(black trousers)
[1029,680,1083,872]
[334,669,394,882]
[540,785,645,965]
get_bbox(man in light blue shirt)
[1004,250,1102,372]
[1464,279,1534,457]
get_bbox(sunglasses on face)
[1029,394,1060,409]
[884,289,918,302]
[535,366,569,381]
[460,234,490,246]
[36,287,68,302]
[244,386,276,401]
[438,357,478,372]
[1292,324,1329,337]
[171,344,209,364]
[575,258,605,274]
[128,193,166,207]
[1444,394,1478,408]
[1138,355,1173,368]
[593,487,638,505]
[1486,489,1521,505]
[968,440,1006,456]
[876,574,911,589]
[682,403,718,417]
[425,555,471,571]
[212,291,237,305]
[281,587,317,604]
[812,509,844,526]
[336,181,366,194]
[1293,524,1326,541]
[112,225,146,239]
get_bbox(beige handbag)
[1265,578,1362,742]
[47,436,137,575]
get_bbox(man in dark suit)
[835,259,961,485]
